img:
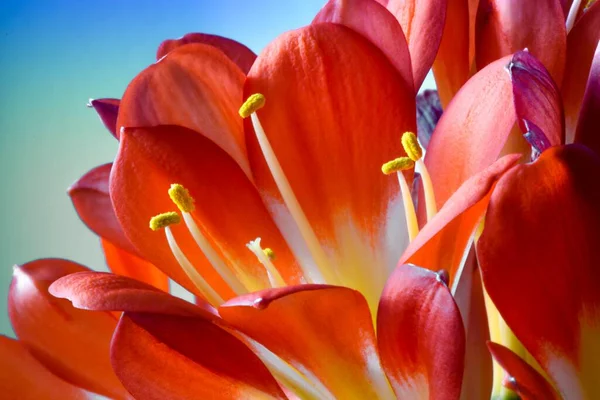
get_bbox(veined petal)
[219,285,395,399]
[111,125,301,299]
[510,50,564,147]
[487,342,560,400]
[49,270,217,318]
[574,42,600,155]
[314,0,414,93]
[478,144,600,398]
[425,54,525,208]
[117,43,249,174]
[156,33,257,74]
[375,0,446,89]
[101,239,169,292]
[8,259,128,399]
[111,312,286,400]
[562,1,600,141]
[0,336,88,400]
[69,163,137,255]
[88,98,119,139]
[245,23,414,311]
[475,0,566,84]
[377,264,465,399]
[402,154,521,286]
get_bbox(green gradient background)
[0,0,435,337]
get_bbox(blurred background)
[0,0,435,337]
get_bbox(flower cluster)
[3,0,600,399]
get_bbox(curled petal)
[475,0,566,84]
[220,285,395,399]
[562,1,600,141]
[377,264,465,399]
[574,41,600,155]
[478,144,600,397]
[0,336,88,400]
[117,43,249,174]
[314,0,414,92]
[156,33,257,74]
[376,0,447,89]
[111,312,286,400]
[487,342,560,400]
[50,271,216,319]
[8,259,127,399]
[88,98,119,139]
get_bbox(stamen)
[168,183,248,296]
[240,94,338,285]
[149,213,223,306]
[566,0,582,32]
[400,132,437,222]
[381,157,419,241]
[247,238,286,288]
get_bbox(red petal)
[68,163,137,255]
[432,0,471,107]
[313,0,414,93]
[510,51,564,147]
[377,264,465,399]
[401,154,521,286]
[50,271,216,319]
[475,0,566,84]
[111,312,286,400]
[220,285,394,398]
[111,125,302,299]
[562,1,600,141]
[376,0,446,89]
[245,23,415,309]
[117,43,249,174]
[8,259,128,399]
[0,336,87,400]
[89,98,119,139]
[101,239,169,292]
[574,42,600,155]
[156,33,257,74]
[487,342,560,400]
[478,144,600,397]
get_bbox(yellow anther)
[381,157,415,175]
[149,212,181,231]
[263,248,275,260]
[401,131,423,161]
[168,183,195,213]
[239,93,266,118]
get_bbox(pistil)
[240,94,339,285]
[246,238,286,288]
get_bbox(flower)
[3,0,600,399]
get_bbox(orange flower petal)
[377,264,465,398]
[101,239,169,292]
[156,33,257,74]
[117,43,249,174]
[8,259,128,399]
[487,342,560,400]
[313,0,414,93]
[50,271,216,319]
[111,312,286,400]
[111,125,302,299]
[0,336,87,400]
[375,0,446,89]
[562,2,600,141]
[475,0,566,84]
[219,285,394,399]
[245,23,414,308]
[68,163,137,255]
[574,42,600,155]
[89,98,119,139]
[401,154,520,286]
[478,144,600,397]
